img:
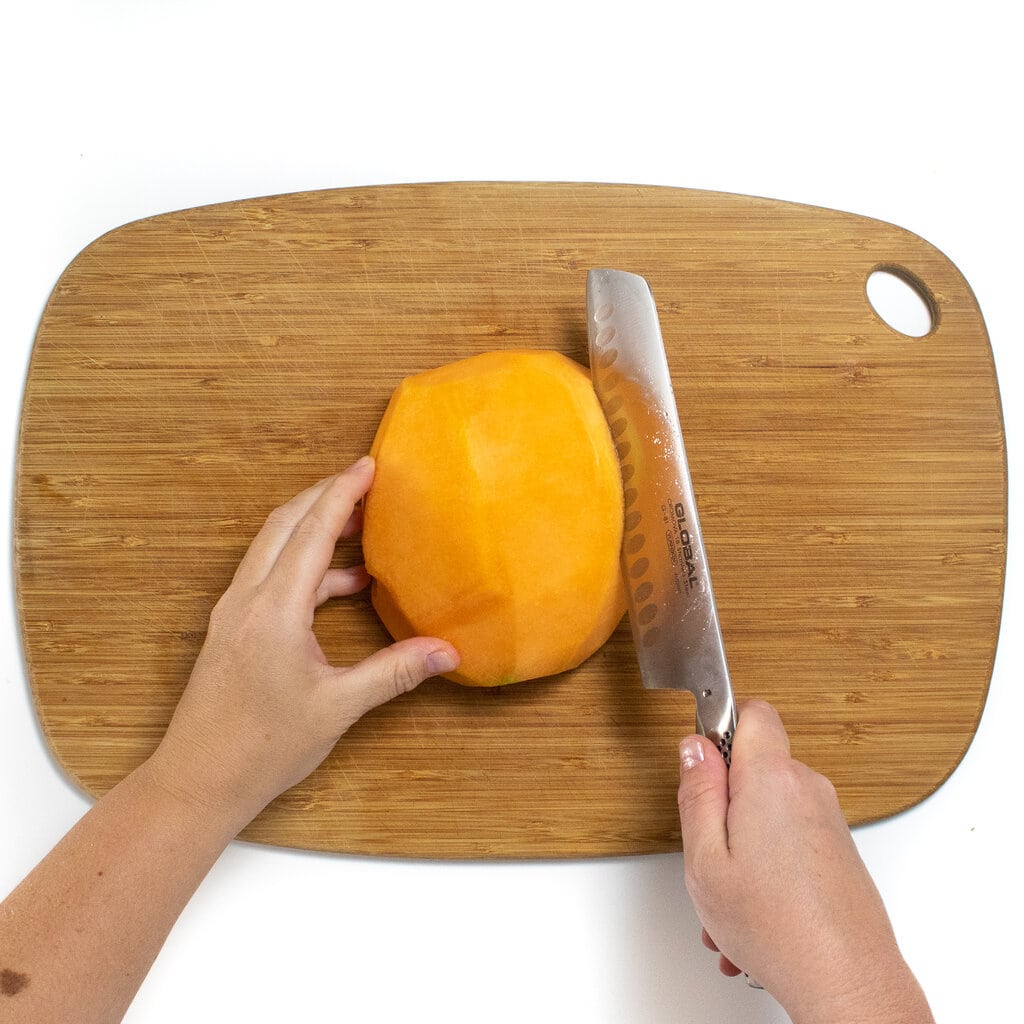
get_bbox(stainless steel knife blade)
[587,268,738,763]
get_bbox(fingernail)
[353,455,374,473]
[679,738,705,772]
[426,648,459,676]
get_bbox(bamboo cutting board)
[15,182,1006,859]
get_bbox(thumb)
[329,637,460,724]
[677,735,730,860]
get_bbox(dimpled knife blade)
[587,268,738,764]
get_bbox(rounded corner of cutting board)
[15,181,1006,857]
[19,664,104,808]
[851,708,990,829]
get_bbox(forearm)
[0,755,246,1024]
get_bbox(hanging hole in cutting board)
[865,267,936,337]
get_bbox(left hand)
[149,456,459,827]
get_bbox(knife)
[586,268,739,764]
[587,271,760,989]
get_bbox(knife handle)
[703,703,763,989]
[710,726,734,768]
[698,697,738,769]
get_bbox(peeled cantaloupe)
[363,349,626,687]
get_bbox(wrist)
[787,955,934,1024]
[141,739,261,840]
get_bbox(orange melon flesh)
[363,350,626,686]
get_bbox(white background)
[2,2,1020,1021]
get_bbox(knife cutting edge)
[586,268,739,764]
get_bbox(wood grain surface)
[14,182,1006,858]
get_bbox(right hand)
[677,700,934,1024]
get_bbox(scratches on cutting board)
[774,262,789,382]
[181,211,257,347]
